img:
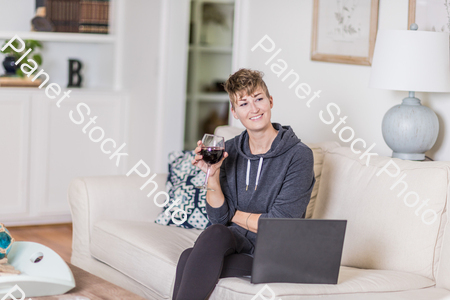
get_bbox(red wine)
[201,147,224,164]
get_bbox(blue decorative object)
[0,223,14,259]
[155,151,211,229]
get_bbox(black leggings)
[172,224,253,300]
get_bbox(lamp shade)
[369,29,450,92]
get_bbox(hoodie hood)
[233,123,301,190]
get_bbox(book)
[44,0,110,34]
[46,0,80,33]
[79,0,109,34]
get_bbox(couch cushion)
[214,125,244,141]
[312,147,449,280]
[211,267,435,298]
[211,286,450,300]
[303,141,340,218]
[90,220,202,298]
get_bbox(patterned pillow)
[154,150,212,229]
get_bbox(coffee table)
[34,263,146,300]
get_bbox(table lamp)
[369,24,450,160]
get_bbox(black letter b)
[68,59,83,87]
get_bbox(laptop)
[251,218,347,284]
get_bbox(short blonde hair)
[223,68,270,109]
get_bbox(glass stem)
[204,165,211,188]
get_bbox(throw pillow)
[154,150,211,229]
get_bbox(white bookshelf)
[184,0,234,150]
[189,45,232,54]
[0,31,116,43]
[0,0,123,90]
[198,0,234,4]
[187,93,230,102]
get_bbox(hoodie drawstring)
[246,160,251,191]
[255,157,264,190]
[246,157,264,191]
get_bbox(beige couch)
[68,126,450,300]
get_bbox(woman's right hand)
[192,140,228,178]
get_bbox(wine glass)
[195,134,225,191]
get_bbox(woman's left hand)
[232,210,261,233]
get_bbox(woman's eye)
[257,98,263,101]
[240,103,247,106]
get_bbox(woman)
[172,69,315,300]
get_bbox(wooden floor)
[7,224,73,262]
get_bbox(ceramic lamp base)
[382,95,438,161]
[392,152,425,161]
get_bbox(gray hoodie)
[205,123,315,255]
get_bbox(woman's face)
[231,87,273,132]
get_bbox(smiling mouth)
[250,114,263,120]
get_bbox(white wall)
[118,0,163,173]
[119,0,189,174]
[0,0,35,31]
[155,1,190,173]
[232,0,450,161]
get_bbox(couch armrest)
[68,174,167,264]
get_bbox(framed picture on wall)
[311,0,379,66]
[408,0,450,32]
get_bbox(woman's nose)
[249,101,259,112]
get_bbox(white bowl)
[0,241,75,299]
